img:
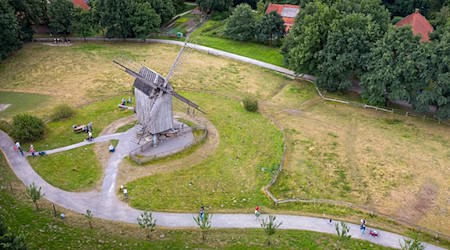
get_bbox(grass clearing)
[0,91,51,119]
[265,83,450,234]
[28,144,102,191]
[34,97,132,150]
[191,20,284,67]
[126,92,284,211]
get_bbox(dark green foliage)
[72,7,95,41]
[0,120,12,134]
[233,0,258,9]
[172,0,185,13]
[97,0,132,39]
[225,3,256,41]
[382,0,428,17]
[243,96,258,112]
[50,104,75,121]
[148,0,175,24]
[0,0,22,60]
[0,217,27,250]
[48,0,74,39]
[11,114,45,142]
[286,0,389,91]
[255,11,286,45]
[129,2,161,40]
[197,0,233,13]
[9,0,45,41]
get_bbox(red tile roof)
[266,4,300,32]
[73,0,90,10]
[395,10,433,42]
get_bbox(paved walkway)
[0,129,444,249]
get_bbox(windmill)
[113,36,204,146]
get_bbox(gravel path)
[0,130,444,249]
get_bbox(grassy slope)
[190,20,284,67]
[28,145,102,191]
[127,92,284,211]
[0,154,392,249]
[0,91,51,119]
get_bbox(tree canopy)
[225,3,257,41]
[48,0,74,38]
[255,11,286,45]
[0,0,21,60]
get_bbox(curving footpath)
[0,129,444,250]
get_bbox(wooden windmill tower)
[113,38,204,146]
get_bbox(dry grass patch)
[266,90,450,234]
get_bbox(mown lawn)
[28,144,102,191]
[127,92,284,211]
[33,97,132,150]
[0,91,51,119]
[191,20,285,67]
[0,154,394,250]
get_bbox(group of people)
[121,97,132,106]
[14,142,38,157]
[53,38,70,43]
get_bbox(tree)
[0,218,27,249]
[260,215,282,246]
[84,210,93,229]
[197,0,233,13]
[382,0,429,17]
[255,11,286,45]
[11,114,45,142]
[148,0,175,25]
[137,211,157,239]
[285,1,338,73]
[172,0,185,14]
[72,7,95,42]
[26,182,44,211]
[335,221,351,240]
[316,13,384,92]
[234,0,258,9]
[0,0,22,60]
[96,0,132,40]
[400,237,425,250]
[9,0,45,41]
[361,26,423,106]
[129,2,161,41]
[193,212,212,241]
[224,3,256,41]
[48,0,74,39]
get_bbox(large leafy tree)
[0,0,21,60]
[234,0,258,9]
[255,11,286,45]
[147,0,175,24]
[224,3,256,41]
[361,26,423,106]
[197,0,233,13]
[284,1,338,73]
[8,0,44,41]
[48,0,74,39]
[96,0,132,39]
[129,1,161,40]
[382,0,428,17]
[72,7,95,41]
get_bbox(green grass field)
[127,92,283,211]
[191,20,285,67]
[28,145,102,191]
[0,153,392,249]
[0,91,51,119]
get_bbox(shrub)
[243,96,258,112]
[50,104,75,121]
[0,119,12,133]
[11,114,45,142]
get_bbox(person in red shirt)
[255,205,260,218]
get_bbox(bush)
[0,119,12,133]
[243,96,258,112]
[11,114,46,142]
[50,104,75,121]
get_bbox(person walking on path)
[255,205,260,219]
[123,186,128,200]
[87,131,93,141]
[15,142,24,156]
[200,206,204,220]
[360,219,366,234]
[29,144,36,157]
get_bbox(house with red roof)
[395,9,433,42]
[73,0,90,10]
[265,3,300,32]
